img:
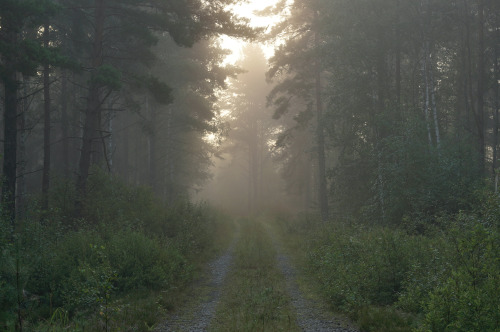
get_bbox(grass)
[210,217,299,332]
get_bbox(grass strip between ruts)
[209,217,300,332]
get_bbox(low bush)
[0,171,231,331]
[419,215,500,331]
[280,191,500,331]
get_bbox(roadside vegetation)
[275,190,500,332]
[0,170,234,331]
[210,218,299,332]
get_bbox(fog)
[195,45,292,216]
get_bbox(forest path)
[156,230,239,331]
[266,222,359,332]
[157,218,357,331]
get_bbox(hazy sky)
[221,0,283,63]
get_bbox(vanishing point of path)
[157,219,358,331]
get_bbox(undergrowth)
[275,191,500,332]
[0,170,234,331]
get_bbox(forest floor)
[157,217,357,332]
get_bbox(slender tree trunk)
[395,0,402,108]
[314,15,329,222]
[248,143,253,214]
[148,98,158,193]
[122,119,130,181]
[459,16,471,134]
[304,159,312,211]
[493,31,499,191]
[2,26,19,225]
[377,150,387,222]
[422,41,433,146]
[247,119,257,214]
[17,78,28,221]
[376,48,388,223]
[463,0,478,141]
[107,107,114,172]
[60,70,70,178]
[465,0,476,130]
[42,23,51,211]
[258,125,265,208]
[165,107,174,202]
[427,44,441,149]
[477,0,485,171]
[396,42,401,108]
[76,0,105,213]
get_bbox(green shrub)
[108,231,190,291]
[308,224,419,312]
[0,170,231,330]
[357,306,414,332]
[61,244,116,313]
[420,215,500,332]
[396,235,452,314]
[287,191,500,331]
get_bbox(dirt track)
[157,221,357,331]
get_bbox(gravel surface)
[157,225,357,332]
[269,228,359,332]
[275,253,358,332]
[156,237,238,332]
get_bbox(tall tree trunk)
[459,14,471,135]
[60,70,70,178]
[395,0,402,109]
[258,125,265,209]
[376,43,388,223]
[107,107,114,172]
[427,43,441,149]
[42,23,51,211]
[422,41,433,146]
[314,15,329,222]
[75,0,105,213]
[304,158,312,211]
[122,118,130,181]
[396,40,401,108]
[148,98,158,193]
[462,0,479,144]
[247,119,257,214]
[17,77,28,221]
[493,29,499,191]
[2,26,19,225]
[165,107,174,202]
[477,0,485,171]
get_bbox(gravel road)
[155,236,238,332]
[157,224,357,332]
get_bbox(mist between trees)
[1,0,499,331]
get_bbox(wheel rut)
[269,226,359,332]
[157,220,357,332]
[156,235,238,331]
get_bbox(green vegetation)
[210,218,299,332]
[0,171,234,331]
[275,191,500,332]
